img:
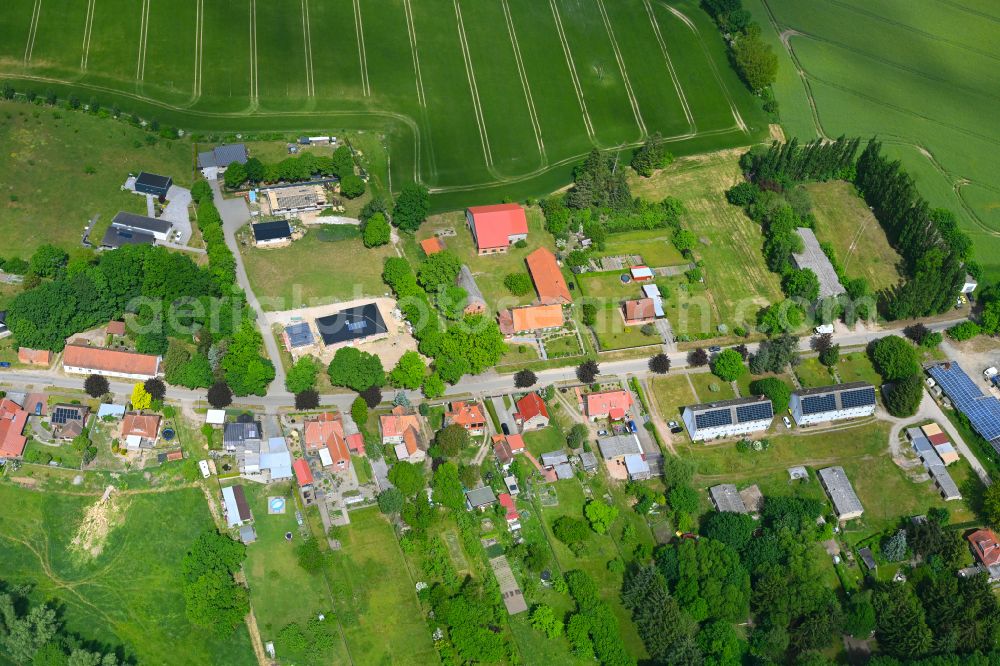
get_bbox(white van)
[198,459,211,479]
[814,324,834,335]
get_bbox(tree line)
[703,0,778,95]
[221,145,366,200]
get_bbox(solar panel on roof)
[52,407,81,425]
[841,387,876,408]
[736,402,773,423]
[802,394,837,414]
[285,323,314,348]
[695,408,732,429]
[346,320,367,331]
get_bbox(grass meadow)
[0,0,768,209]
[0,484,256,665]
[748,0,1000,281]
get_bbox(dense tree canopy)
[327,347,385,392]
[392,183,430,232]
[181,530,249,637]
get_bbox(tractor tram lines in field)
[135,0,150,82]
[547,0,596,140]
[500,0,546,164]
[643,0,695,133]
[248,0,259,104]
[595,0,647,139]
[352,0,371,97]
[80,0,96,71]
[300,0,316,98]
[23,0,42,65]
[452,0,496,173]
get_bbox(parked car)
[782,416,792,429]
[709,346,722,353]
[667,420,679,429]
[0,362,9,368]
[501,423,510,435]
[670,426,684,434]
[597,430,608,437]
[627,420,637,433]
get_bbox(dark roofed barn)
[110,211,172,240]
[134,172,172,199]
[251,221,292,246]
[101,225,156,249]
[315,303,388,347]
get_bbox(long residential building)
[682,396,773,441]
[62,344,161,380]
[790,382,877,426]
[818,466,864,521]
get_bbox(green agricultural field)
[805,181,904,292]
[629,150,784,334]
[748,0,1000,281]
[0,100,193,258]
[0,0,767,209]
[241,229,394,310]
[0,484,256,665]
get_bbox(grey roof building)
[597,433,642,460]
[624,454,651,481]
[908,428,962,501]
[224,420,263,452]
[790,382,876,426]
[818,466,864,520]
[791,227,846,298]
[541,451,569,466]
[465,486,498,509]
[579,451,598,473]
[554,462,574,480]
[198,143,249,169]
[134,172,172,198]
[110,211,172,239]
[709,484,747,513]
[101,225,156,249]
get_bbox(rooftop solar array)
[736,402,774,423]
[841,387,877,409]
[52,406,84,425]
[284,322,314,348]
[316,303,388,346]
[928,363,1000,449]
[802,394,837,415]
[695,408,732,429]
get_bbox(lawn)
[601,229,687,267]
[543,332,584,359]
[0,100,193,259]
[523,426,567,458]
[750,0,1000,281]
[628,150,785,334]
[834,352,882,388]
[795,358,836,389]
[0,0,768,209]
[242,230,394,311]
[689,372,736,403]
[576,272,666,350]
[537,479,649,661]
[323,508,437,665]
[241,482,349,664]
[805,181,904,292]
[651,373,698,421]
[0,484,256,665]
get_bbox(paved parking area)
[161,186,193,244]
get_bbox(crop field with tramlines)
[0,0,768,205]
[747,0,1000,280]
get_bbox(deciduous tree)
[648,353,671,374]
[84,374,109,398]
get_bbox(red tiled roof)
[511,305,563,333]
[327,431,350,467]
[401,428,420,456]
[493,437,514,464]
[63,344,159,377]
[121,413,160,439]
[526,247,571,304]
[346,432,365,455]
[968,529,1000,567]
[586,390,633,418]
[447,401,486,429]
[304,413,344,450]
[293,458,314,486]
[420,237,445,256]
[381,406,421,439]
[106,321,126,336]
[166,450,183,461]
[18,348,52,366]
[624,299,656,323]
[927,432,950,446]
[468,204,528,251]
[0,398,28,458]
[498,492,519,521]
[515,393,549,424]
[506,434,525,452]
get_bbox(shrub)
[947,320,981,341]
[504,273,533,296]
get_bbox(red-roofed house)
[120,413,161,449]
[304,413,350,471]
[445,401,487,436]
[514,393,549,430]
[420,237,445,256]
[526,247,572,304]
[0,398,28,458]
[498,305,564,337]
[498,492,520,528]
[293,458,314,487]
[346,432,365,456]
[106,321,126,336]
[623,299,656,325]
[492,434,525,467]
[968,529,1000,569]
[381,406,425,461]
[18,348,52,366]
[466,204,528,255]
[586,390,634,421]
[62,344,160,380]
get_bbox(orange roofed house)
[623,299,656,326]
[304,413,360,472]
[492,434,525,466]
[120,413,161,451]
[18,348,52,366]
[586,390,633,422]
[498,304,564,337]
[0,398,29,458]
[514,393,550,430]
[445,401,487,436]
[526,248,572,305]
[466,204,528,255]
[62,344,160,381]
[380,406,426,462]
[968,528,1000,578]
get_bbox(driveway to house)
[161,185,193,244]
[211,181,289,402]
[490,396,517,435]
